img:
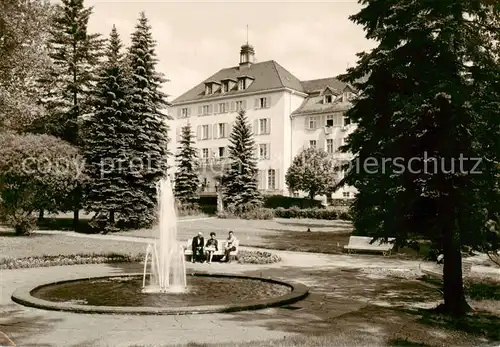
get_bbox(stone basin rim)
[11,272,309,315]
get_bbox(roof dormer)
[204,80,220,95]
[221,78,237,93]
[237,75,255,91]
[321,86,336,104]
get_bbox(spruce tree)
[341,1,500,316]
[174,123,200,204]
[127,12,170,227]
[82,26,135,231]
[222,110,261,208]
[38,0,104,144]
[34,0,104,227]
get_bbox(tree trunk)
[441,204,472,317]
[73,208,79,228]
[109,211,115,224]
[38,210,44,221]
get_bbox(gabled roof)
[172,60,305,104]
[292,76,353,116]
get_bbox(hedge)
[274,207,351,220]
[263,195,324,209]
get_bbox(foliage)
[35,0,105,145]
[0,0,53,132]
[263,195,324,209]
[273,207,349,220]
[0,133,84,234]
[217,205,274,220]
[0,250,280,269]
[341,0,500,316]
[82,26,136,232]
[285,147,338,199]
[174,123,200,204]
[222,110,262,207]
[236,250,281,264]
[175,201,203,217]
[125,12,170,227]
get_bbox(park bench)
[344,236,395,256]
[183,238,239,261]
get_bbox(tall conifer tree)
[127,12,170,227]
[36,0,105,226]
[341,1,500,316]
[174,124,200,204]
[222,110,261,208]
[83,26,135,231]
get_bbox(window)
[202,125,209,139]
[218,147,226,157]
[259,144,269,159]
[222,82,229,93]
[205,84,212,95]
[309,140,317,149]
[308,116,317,130]
[236,100,244,111]
[324,95,332,103]
[343,113,351,126]
[181,108,188,117]
[218,123,226,138]
[238,79,246,90]
[202,105,210,115]
[343,192,350,198]
[202,148,209,158]
[259,97,268,109]
[268,169,276,190]
[259,118,269,134]
[326,114,342,127]
[326,139,334,154]
[218,103,226,113]
[293,192,299,197]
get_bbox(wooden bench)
[183,239,239,261]
[344,236,395,256]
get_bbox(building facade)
[168,44,357,200]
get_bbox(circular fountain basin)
[11,273,309,315]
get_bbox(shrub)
[217,204,274,220]
[264,195,324,209]
[237,250,281,264]
[0,133,83,234]
[274,207,349,220]
[175,202,203,217]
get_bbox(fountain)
[142,177,187,293]
[11,178,309,315]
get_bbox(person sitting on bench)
[221,230,237,262]
[205,232,218,264]
[191,232,205,263]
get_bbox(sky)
[86,0,376,101]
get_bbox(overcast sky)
[86,0,376,100]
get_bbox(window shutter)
[213,124,218,139]
[177,108,181,118]
[304,116,309,130]
[276,169,280,190]
[336,138,342,151]
[208,104,213,114]
[207,124,212,139]
[225,102,229,113]
[197,125,202,140]
[254,98,260,109]
[210,148,216,158]
[267,118,271,134]
[187,108,191,116]
[198,106,202,116]
[254,145,259,160]
[242,100,247,110]
[253,119,259,135]
[214,104,219,114]
[267,96,271,108]
[260,169,266,189]
[228,122,233,137]
[304,139,309,150]
[267,143,271,160]
[257,170,262,189]
[230,101,235,112]
[176,127,181,142]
